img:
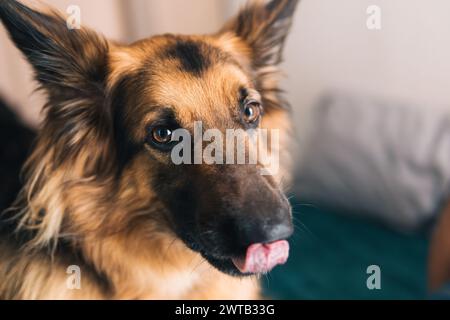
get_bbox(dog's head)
[0,0,298,276]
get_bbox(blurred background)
[1,0,450,299]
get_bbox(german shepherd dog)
[0,0,298,299]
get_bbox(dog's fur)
[0,0,298,299]
[429,200,450,292]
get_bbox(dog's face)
[111,34,295,275]
[0,0,298,276]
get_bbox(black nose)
[235,208,294,246]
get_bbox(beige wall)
[283,0,450,147]
[1,0,450,136]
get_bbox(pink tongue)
[232,240,290,274]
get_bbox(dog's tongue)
[232,240,289,274]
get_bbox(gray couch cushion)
[294,93,450,232]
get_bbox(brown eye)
[151,126,173,144]
[242,101,262,124]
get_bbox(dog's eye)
[146,125,175,151]
[151,126,173,144]
[242,101,262,125]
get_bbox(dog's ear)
[221,0,299,69]
[0,0,108,98]
[220,0,299,111]
[0,1,115,178]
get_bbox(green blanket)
[263,203,429,299]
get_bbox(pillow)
[294,92,450,232]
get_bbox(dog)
[0,0,298,299]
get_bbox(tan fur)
[428,200,450,292]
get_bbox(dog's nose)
[235,208,294,246]
[264,220,294,243]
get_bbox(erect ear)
[220,0,299,111]
[0,1,115,178]
[221,0,299,69]
[0,0,109,98]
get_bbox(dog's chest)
[116,263,207,299]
